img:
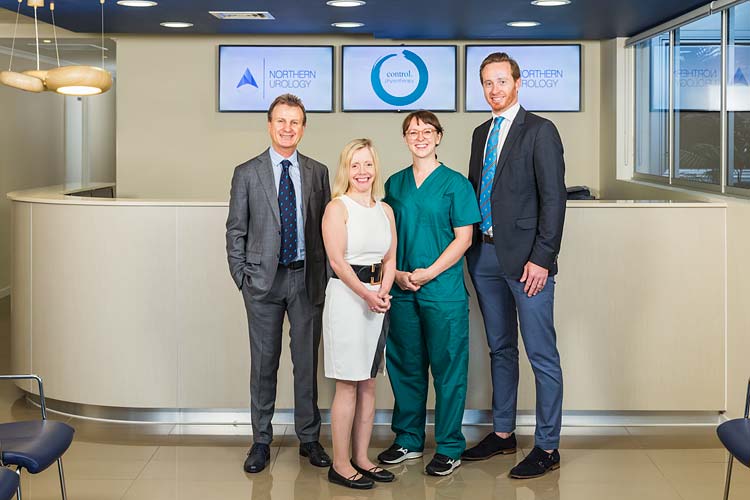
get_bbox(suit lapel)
[299,153,313,224]
[492,106,526,190]
[257,149,281,226]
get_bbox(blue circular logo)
[370,50,429,107]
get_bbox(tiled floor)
[1,296,747,499]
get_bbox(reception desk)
[7,185,727,423]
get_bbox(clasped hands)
[395,268,434,292]
[364,288,392,314]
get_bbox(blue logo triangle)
[734,67,748,86]
[237,68,258,89]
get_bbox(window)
[635,35,670,178]
[631,0,750,195]
[727,2,750,189]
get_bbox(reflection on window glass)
[728,2,750,188]
[674,13,722,185]
[635,36,670,177]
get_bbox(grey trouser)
[242,265,322,445]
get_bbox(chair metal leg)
[15,468,21,500]
[724,454,734,500]
[56,457,68,500]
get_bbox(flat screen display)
[465,45,581,112]
[219,45,333,112]
[342,45,457,112]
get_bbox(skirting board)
[28,395,723,428]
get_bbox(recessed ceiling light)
[160,21,194,28]
[531,0,571,5]
[117,0,158,6]
[43,39,52,43]
[331,21,364,28]
[326,0,366,6]
[507,21,541,27]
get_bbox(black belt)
[333,262,383,285]
[481,233,494,244]
[279,259,304,270]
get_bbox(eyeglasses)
[405,128,437,140]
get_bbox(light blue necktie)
[278,159,298,265]
[479,116,504,233]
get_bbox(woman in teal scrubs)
[377,110,481,477]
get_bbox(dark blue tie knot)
[281,159,292,171]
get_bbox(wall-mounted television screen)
[465,45,581,112]
[342,45,457,112]
[219,45,333,112]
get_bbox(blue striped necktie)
[479,116,504,233]
[278,159,298,265]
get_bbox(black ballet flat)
[328,466,375,489]
[351,460,396,482]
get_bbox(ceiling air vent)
[209,11,275,20]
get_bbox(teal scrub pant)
[386,298,469,460]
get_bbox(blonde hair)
[331,138,384,200]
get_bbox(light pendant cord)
[33,5,39,71]
[101,0,105,68]
[51,2,60,67]
[8,0,22,71]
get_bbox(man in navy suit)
[463,52,566,479]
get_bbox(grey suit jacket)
[225,148,331,305]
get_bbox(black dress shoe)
[351,460,395,482]
[328,466,374,489]
[509,447,560,479]
[462,432,517,461]
[299,441,332,467]
[244,443,270,473]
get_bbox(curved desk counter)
[7,185,728,423]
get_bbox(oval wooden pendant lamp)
[0,0,46,92]
[45,0,113,95]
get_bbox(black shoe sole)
[509,462,560,479]
[328,469,374,489]
[461,448,517,461]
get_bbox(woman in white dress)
[322,138,397,489]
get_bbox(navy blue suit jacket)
[468,106,566,279]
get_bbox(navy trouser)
[467,242,563,450]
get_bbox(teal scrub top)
[384,164,481,302]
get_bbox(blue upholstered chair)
[0,468,19,500]
[0,375,74,500]
[717,377,750,500]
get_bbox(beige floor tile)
[22,478,132,500]
[64,440,158,461]
[150,444,252,462]
[529,448,653,466]
[552,459,667,484]
[68,419,176,445]
[626,426,722,449]
[646,447,729,465]
[139,449,265,482]
[269,447,331,481]
[123,477,330,500]
[657,461,750,485]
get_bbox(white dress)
[323,195,392,381]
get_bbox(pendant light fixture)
[0,0,45,92]
[0,0,113,96]
[45,0,113,95]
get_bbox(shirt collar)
[491,101,521,125]
[269,147,299,168]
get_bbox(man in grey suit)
[226,93,332,473]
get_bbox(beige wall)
[114,35,601,199]
[0,52,65,292]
